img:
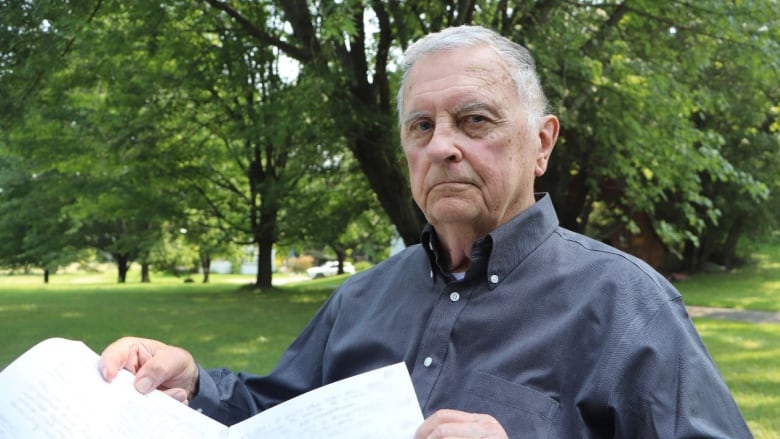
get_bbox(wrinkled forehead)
[401,46,518,110]
[407,44,511,81]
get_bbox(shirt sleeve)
[607,296,752,438]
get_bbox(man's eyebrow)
[401,111,429,127]
[454,101,500,116]
[401,101,502,127]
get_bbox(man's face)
[400,45,555,234]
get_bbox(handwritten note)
[0,338,423,439]
[0,338,227,439]
[230,361,423,438]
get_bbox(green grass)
[0,274,333,372]
[694,319,780,437]
[676,242,780,311]
[1,247,779,437]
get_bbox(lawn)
[668,241,780,435]
[694,319,780,437]
[0,273,338,372]
[676,239,780,311]
[1,246,779,437]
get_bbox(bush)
[286,255,314,273]
[354,261,373,272]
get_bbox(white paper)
[230,362,424,439]
[0,338,424,439]
[0,338,227,439]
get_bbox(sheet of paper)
[1,339,425,439]
[0,338,228,439]
[229,362,424,439]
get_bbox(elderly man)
[100,25,751,438]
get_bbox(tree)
[1,0,777,279]
[1,1,194,282]
[201,0,428,245]
[197,0,778,264]
[509,1,778,268]
[117,3,343,289]
[0,158,83,282]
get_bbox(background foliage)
[1,1,778,287]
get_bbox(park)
[1,237,779,436]
[1,1,778,437]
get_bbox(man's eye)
[413,120,433,132]
[464,114,487,124]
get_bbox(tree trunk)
[539,168,590,233]
[560,171,591,233]
[349,97,426,247]
[255,239,274,289]
[43,269,49,284]
[698,236,717,271]
[115,254,130,283]
[141,262,151,283]
[682,241,699,273]
[334,248,346,274]
[200,253,211,283]
[720,217,743,268]
[253,198,277,290]
[537,130,592,233]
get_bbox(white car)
[306,261,356,279]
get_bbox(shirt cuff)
[189,365,221,416]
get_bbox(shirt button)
[449,292,460,302]
[489,274,500,284]
[423,357,433,367]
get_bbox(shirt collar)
[421,193,560,287]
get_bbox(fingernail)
[136,377,154,394]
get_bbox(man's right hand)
[98,337,199,404]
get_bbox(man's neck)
[434,226,481,272]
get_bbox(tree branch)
[201,0,311,62]
[370,0,392,113]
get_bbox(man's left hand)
[415,409,508,439]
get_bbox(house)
[605,211,666,271]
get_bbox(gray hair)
[396,25,549,127]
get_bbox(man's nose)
[427,124,463,163]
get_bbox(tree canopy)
[1,0,777,285]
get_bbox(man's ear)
[535,115,559,177]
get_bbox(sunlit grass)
[1,248,779,436]
[0,274,330,373]
[695,319,780,438]
[676,242,780,311]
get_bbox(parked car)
[306,261,356,279]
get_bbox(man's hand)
[415,409,508,439]
[98,337,199,404]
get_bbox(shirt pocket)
[460,370,562,438]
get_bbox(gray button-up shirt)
[192,194,751,438]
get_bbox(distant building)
[209,260,232,274]
[208,247,276,275]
